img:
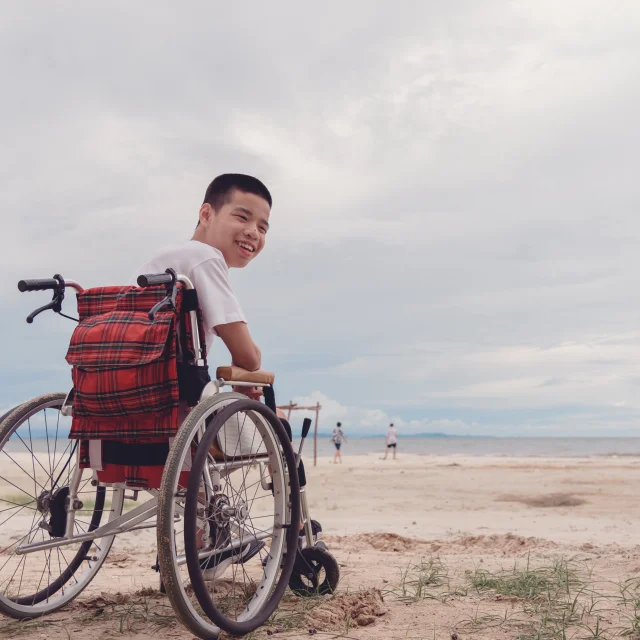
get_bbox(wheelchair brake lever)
[148,268,179,321]
[148,296,173,321]
[26,300,58,324]
[296,418,313,463]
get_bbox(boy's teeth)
[238,242,254,252]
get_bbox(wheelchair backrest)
[65,284,209,442]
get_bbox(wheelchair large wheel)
[158,393,300,639]
[0,393,124,619]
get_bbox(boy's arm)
[215,321,261,372]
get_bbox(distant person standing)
[332,422,347,464]
[383,423,398,460]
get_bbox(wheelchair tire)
[157,393,300,639]
[288,547,340,597]
[0,393,124,619]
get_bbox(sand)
[3,452,640,639]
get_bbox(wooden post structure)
[313,402,320,467]
[276,401,323,466]
[276,401,297,420]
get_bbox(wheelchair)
[0,271,339,639]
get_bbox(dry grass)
[7,551,640,640]
[0,588,179,639]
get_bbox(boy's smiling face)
[196,188,270,267]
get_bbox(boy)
[132,173,271,572]
[132,173,269,389]
[133,174,312,576]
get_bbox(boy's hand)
[234,385,263,401]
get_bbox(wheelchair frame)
[1,271,335,638]
[12,383,278,561]
[13,275,280,562]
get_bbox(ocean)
[7,436,640,458]
[300,436,640,458]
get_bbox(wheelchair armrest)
[215,366,275,385]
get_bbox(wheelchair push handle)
[18,278,60,292]
[137,272,175,288]
[137,269,180,321]
[17,274,82,324]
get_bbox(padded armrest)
[215,366,275,385]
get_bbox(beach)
[3,452,640,638]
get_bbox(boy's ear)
[199,203,214,225]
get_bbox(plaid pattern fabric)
[66,285,199,440]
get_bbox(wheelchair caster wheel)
[289,547,339,597]
[314,540,328,551]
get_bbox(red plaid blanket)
[66,285,205,440]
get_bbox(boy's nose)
[245,226,259,240]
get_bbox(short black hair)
[203,173,272,210]
[337,422,342,427]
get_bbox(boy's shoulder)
[141,241,227,275]
[133,241,229,288]
[161,240,225,266]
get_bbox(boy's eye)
[236,214,248,221]
[259,226,268,235]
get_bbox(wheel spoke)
[0,497,37,511]
[0,474,36,501]
[56,547,64,596]
[44,409,53,481]
[0,501,37,528]
[0,518,41,565]
[31,529,51,598]
[13,429,58,489]
[3,548,29,598]
[58,545,78,587]
[1,449,47,494]
[16,547,28,599]
[49,440,74,480]
[46,546,53,603]
[0,398,121,614]
[52,409,61,480]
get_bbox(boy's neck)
[191,228,208,244]
[190,234,231,267]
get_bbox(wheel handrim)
[159,393,293,636]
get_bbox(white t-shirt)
[131,240,246,351]
[386,426,398,445]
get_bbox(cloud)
[286,390,475,436]
[2,2,640,436]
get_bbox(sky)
[1,1,639,437]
